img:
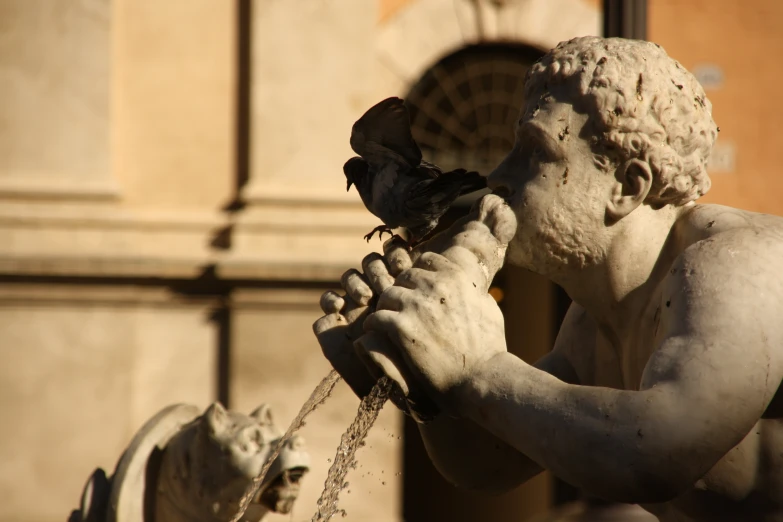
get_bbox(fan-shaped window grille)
[405,43,545,178]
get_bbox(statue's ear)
[202,402,228,434]
[606,159,653,223]
[249,404,274,426]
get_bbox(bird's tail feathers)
[407,169,486,210]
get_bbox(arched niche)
[377,0,600,91]
[405,42,545,175]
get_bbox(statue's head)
[158,402,310,522]
[488,36,718,276]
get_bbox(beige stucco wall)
[112,0,235,211]
[0,287,216,522]
[0,0,112,197]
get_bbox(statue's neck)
[558,206,683,338]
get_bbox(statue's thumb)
[475,193,517,247]
[446,193,517,293]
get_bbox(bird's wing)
[404,169,487,216]
[371,163,400,208]
[417,160,443,179]
[350,97,422,168]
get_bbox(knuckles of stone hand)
[415,251,458,274]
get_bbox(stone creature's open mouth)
[255,467,308,514]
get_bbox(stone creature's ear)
[249,404,274,426]
[202,402,228,434]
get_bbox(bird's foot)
[364,225,395,243]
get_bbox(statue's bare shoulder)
[549,203,783,391]
[649,203,783,392]
[649,202,783,391]
[677,203,783,253]
[669,203,783,333]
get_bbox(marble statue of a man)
[314,36,783,522]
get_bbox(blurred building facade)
[1,1,781,522]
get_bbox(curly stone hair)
[523,36,718,207]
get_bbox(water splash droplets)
[310,377,392,521]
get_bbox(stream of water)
[230,370,342,522]
[310,377,392,522]
[230,371,393,522]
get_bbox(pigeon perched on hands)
[344,97,487,245]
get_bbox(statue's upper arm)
[533,302,597,385]
[637,235,783,467]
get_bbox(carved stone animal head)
[156,402,310,522]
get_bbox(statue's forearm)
[414,348,586,492]
[417,414,543,492]
[460,351,690,503]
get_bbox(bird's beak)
[346,180,353,192]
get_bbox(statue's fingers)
[313,313,343,336]
[383,236,413,277]
[341,296,368,325]
[341,268,373,306]
[362,309,410,350]
[313,312,377,399]
[319,290,345,315]
[362,253,396,294]
[358,310,418,395]
[355,331,410,396]
[357,330,442,424]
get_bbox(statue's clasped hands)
[314,194,517,422]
